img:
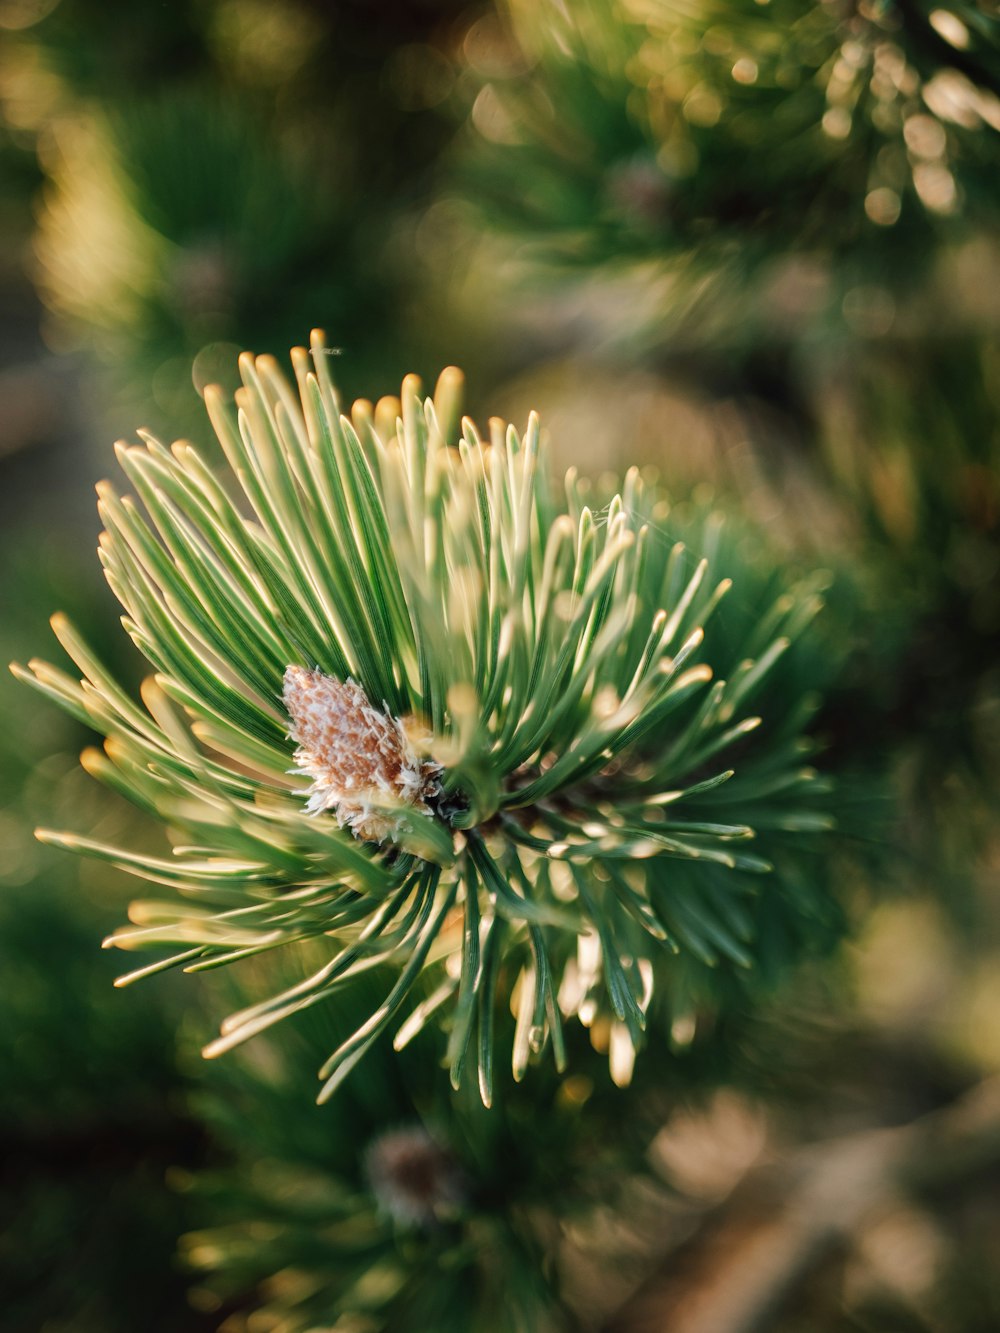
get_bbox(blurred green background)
[1,1,999,1330]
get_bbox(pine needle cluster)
[16,334,839,1103]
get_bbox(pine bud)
[365,1125,466,1227]
[283,666,441,844]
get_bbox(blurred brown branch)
[607,1076,1000,1333]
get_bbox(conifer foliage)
[16,334,838,1103]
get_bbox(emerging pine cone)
[283,667,440,842]
[17,335,843,1103]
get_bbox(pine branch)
[16,334,843,1100]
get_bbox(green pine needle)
[16,332,838,1101]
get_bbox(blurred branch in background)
[2,0,486,443]
[458,0,1000,338]
[611,1073,1000,1333]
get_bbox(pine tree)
[7,3,998,1326]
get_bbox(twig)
[606,1075,1000,1333]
